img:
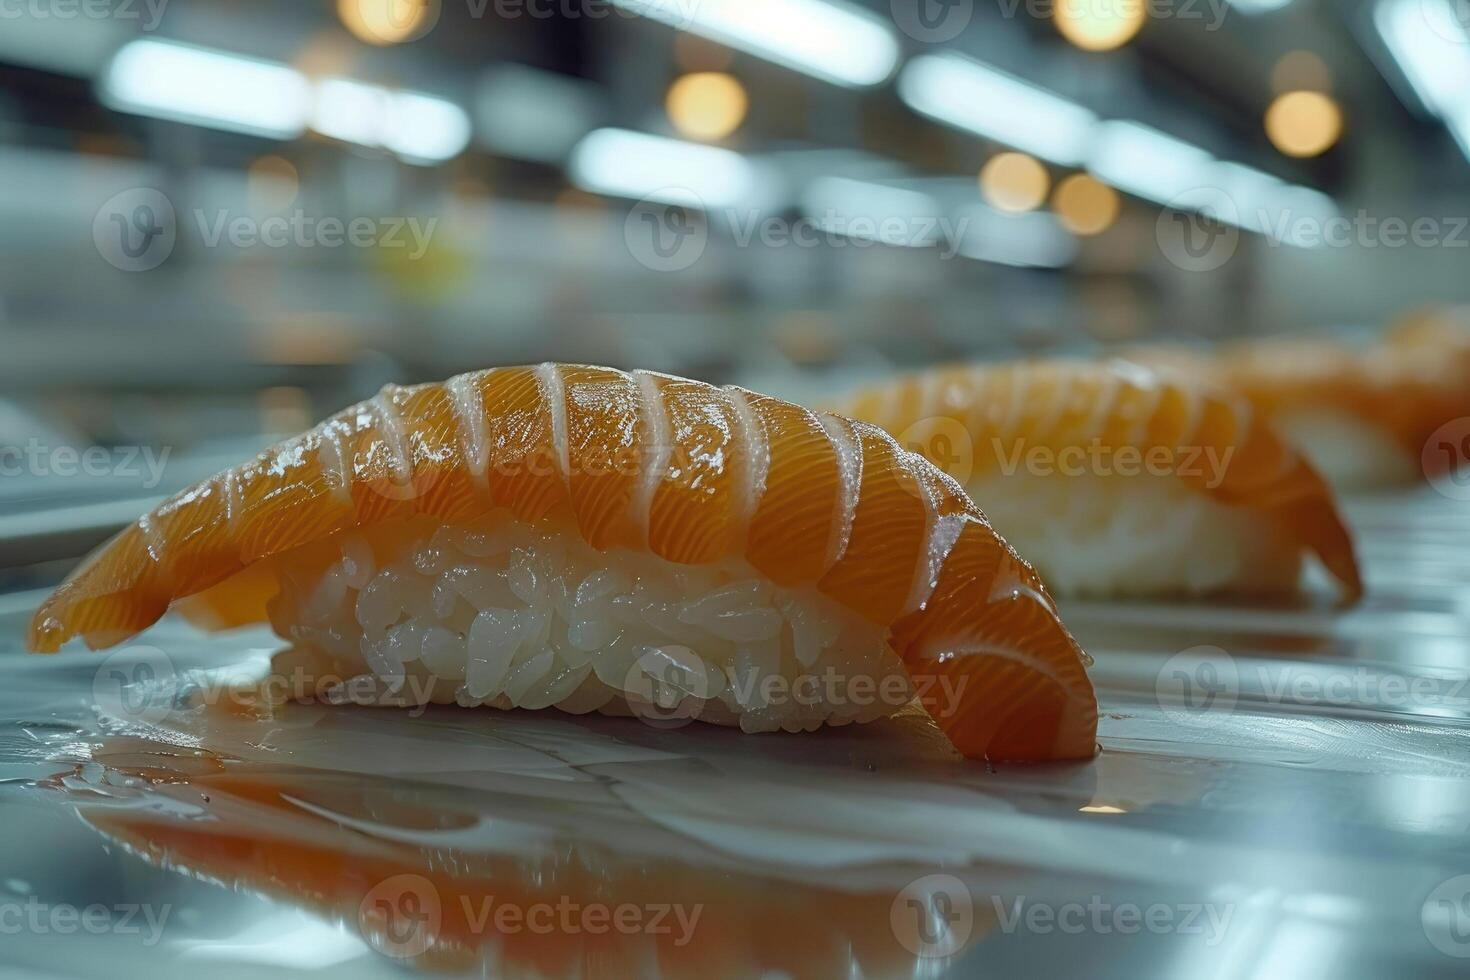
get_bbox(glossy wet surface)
[1,490,1469,978]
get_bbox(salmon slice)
[832,359,1362,602]
[27,364,1098,763]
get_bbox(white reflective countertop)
[1,490,1468,978]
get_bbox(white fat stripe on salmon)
[632,370,673,544]
[445,371,491,490]
[722,385,768,539]
[369,389,413,486]
[220,467,241,536]
[136,512,167,570]
[538,362,572,485]
[898,450,966,616]
[818,413,863,574]
[316,419,355,507]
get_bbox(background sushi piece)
[1125,330,1470,491]
[830,359,1364,601]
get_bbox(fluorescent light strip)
[310,78,472,164]
[1375,0,1470,159]
[384,92,473,163]
[1215,161,1338,246]
[568,128,757,209]
[898,53,1098,166]
[613,0,899,87]
[102,39,309,138]
[1086,121,1335,247]
[1227,0,1293,12]
[1086,121,1218,206]
[102,41,470,163]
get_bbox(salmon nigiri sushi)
[28,364,1098,763]
[830,359,1362,601]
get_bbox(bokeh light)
[1265,90,1342,157]
[1052,173,1120,235]
[980,152,1051,213]
[1053,0,1146,52]
[337,0,438,46]
[666,72,749,141]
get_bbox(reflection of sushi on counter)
[831,359,1361,601]
[58,741,992,977]
[1128,329,1470,491]
[28,364,1098,763]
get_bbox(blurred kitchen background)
[2,0,1469,576]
